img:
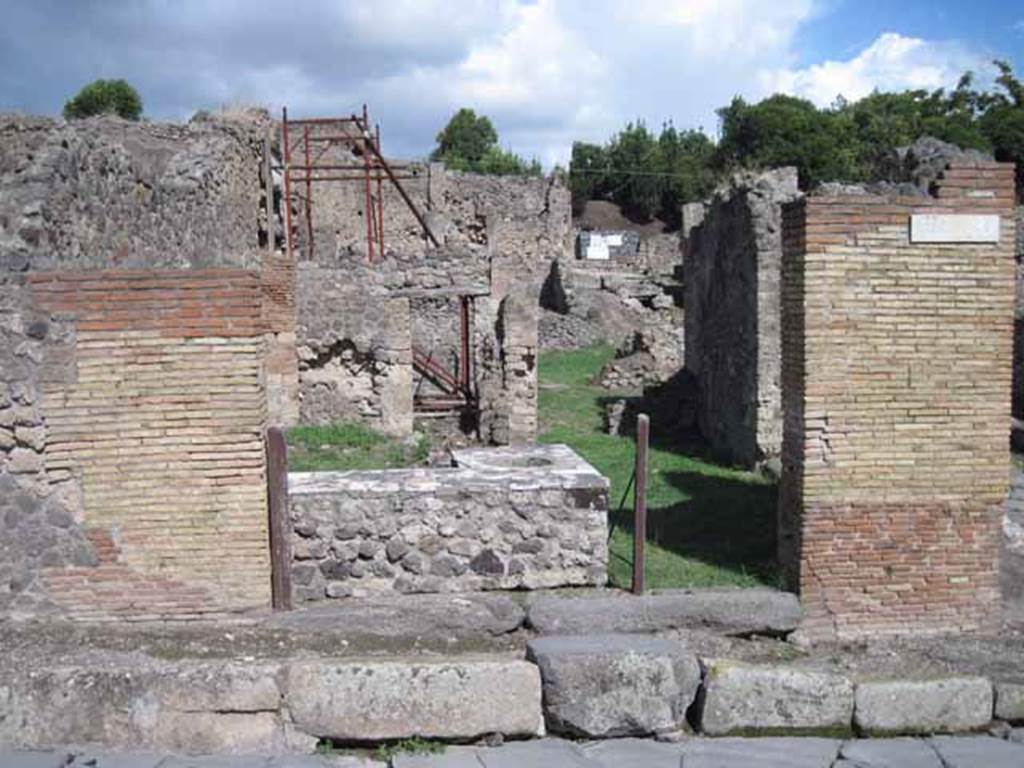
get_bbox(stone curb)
[1,648,1019,753]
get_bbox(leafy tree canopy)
[570,60,1024,224]
[431,108,540,177]
[63,79,143,121]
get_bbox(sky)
[1,0,1022,166]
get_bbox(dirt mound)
[576,200,671,236]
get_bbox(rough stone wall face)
[0,276,96,616]
[1002,469,1024,620]
[1014,206,1023,421]
[9,269,272,619]
[0,113,266,271]
[683,168,800,468]
[780,162,1017,640]
[288,445,608,599]
[296,264,413,437]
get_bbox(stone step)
[526,588,802,637]
[526,634,700,738]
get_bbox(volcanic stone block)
[995,680,1024,723]
[854,678,993,735]
[697,660,854,736]
[526,588,801,636]
[285,659,543,741]
[526,635,700,738]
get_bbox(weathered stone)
[385,537,410,562]
[527,635,700,738]
[7,447,43,474]
[680,737,841,768]
[835,738,942,767]
[854,678,993,735]
[527,588,802,636]
[13,425,45,452]
[470,549,504,575]
[285,659,543,741]
[995,680,1024,723]
[927,735,1024,768]
[580,738,684,768]
[698,660,853,736]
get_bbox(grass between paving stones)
[537,344,780,590]
[287,421,429,472]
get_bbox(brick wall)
[27,269,271,618]
[262,252,299,427]
[780,162,1017,639]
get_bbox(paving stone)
[526,635,700,737]
[286,659,543,741]
[474,739,599,768]
[834,738,941,767]
[526,588,801,636]
[698,660,853,735]
[0,752,74,768]
[679,737,841,767]
[994,680,1024,722]
[266,756,376,767]
[854,677,993,735]
[928,735,1024,768]
[66,754,168,768]
[580,737,684,767]
[158,758,272,768]
[391,747,481,768]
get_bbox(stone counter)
[288,444,609,600]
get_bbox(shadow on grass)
[610,462,780,588]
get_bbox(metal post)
[459,295,471,392]
[302,124,313,260]
[281,108,293,259]
[263,127,275,254]
[632,413,650,595]
[266,427,292,611]
[375,123,385,259]
[361,106,374,263]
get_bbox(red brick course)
[780,162,1017,639]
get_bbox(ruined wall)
[779,161,1017,640]
[296,264,413,437]
[0,112,267,271]
[477,292,539,446]
[292,154,570,269]
[0,275,96,616]
[288,445,608,599]
[1004,468,1024,621]
[683,168,801,468]
[1015,206,1023,425]
[1,113,279,618]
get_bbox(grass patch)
[375,738,446,761]
[538,344,779,590]
[287,421,429,472]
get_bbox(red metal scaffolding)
[281,105,472,417]
[280,105,439,262]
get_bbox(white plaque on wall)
[910,214,1000,243]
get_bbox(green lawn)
[537,344,780,590]
[287,422,428,472]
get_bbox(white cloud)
[760,32,994,106]
[0,1,1004,167]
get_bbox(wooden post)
[266,426,292,610]
[263,128,275,254]
[632,413,650,595]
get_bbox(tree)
[63,79,143,121]
[979,61,1024,196]
[431,108,540,176]
[715,94,859,188]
